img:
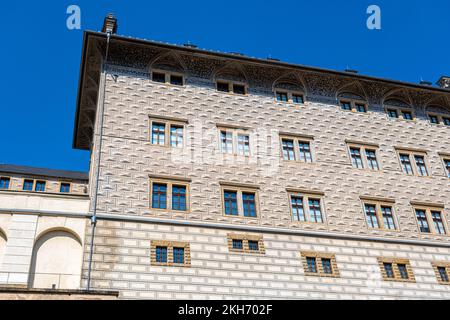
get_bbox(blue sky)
[0,0,449,172]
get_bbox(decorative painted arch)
[424,96,450,114]
[382,88,413,109]
[335,81,368,102]
[148,51,187,73]
[212,62,248,83]
[34,227,83,246]
[272,72,307,95]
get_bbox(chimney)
[344,68,358,74]
[102,13,118,34]
[419,80,432,86]
[437,76,450,89]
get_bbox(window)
[281,135,314,163]
[339,99,368,113]
[378,258,415,282]
[386,107,415,121]
[0,177,10,190]
[149,117,187,148]
[442,158,450,178]
[413,205,446,235]
[427,113,450,126]
[35,181,46,192]
[222,184,259,218]
[402,111,413,120]
[219,127,251,156]
[60,183,71,193]
[443,117,450,126]
[216,81,246,95]
[397,149,429,176]
[23,180,33,191]
[347,142,380,170]
[275,91,305,105]
[151,71,184,86]
[301,252,340,278]
[387,109,399,118]
[150,178,190,212]
[227,234,265,254]
[289,191,325,224]
[432,262,450,284]
[362,199,397,230]
[429,114,440,124]
[151,240,190,267]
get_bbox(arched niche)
[149,51,186,74]
[28,229,83,290]
[336,81,368,102]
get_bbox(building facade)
[2,15,450,300]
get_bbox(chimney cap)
[102,13,118,34]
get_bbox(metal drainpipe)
[86,30,112,291]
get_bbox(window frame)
[385,106,416,121]
[218,126,252,157]
[149,177,190,213]
[227,233,265,254]
[412,204,448,235]
[274,90,305,105]
[338,98,368,113]
[220,184,260,219]
[59,182,72,193]
[149,116,188,148]
[280,134,314,163]
[427,112,450,126]
[0,176,11,190]
[360,198,398,231]
[432,262,450,285]
[346,142,381,171]
[396,148,430,177]
[440,155,450,178]
[150,70,185,87]
[301,252,340,278]
[215,80,248,95]
[377,257,415,283]
[150,240,191,267]
[288,190,326,224]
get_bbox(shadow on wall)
[0,229,6,269]
[28,230,83,290]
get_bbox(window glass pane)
[276,92,288,102]
[170,125,183,147]
[292,94,304,104]
[400,154,413,175]
[172,185,187,211]
[173,247,185,264]
[445,159,450,178]
[402,111,413,120]
[233,84,246,95]
[170,75,183,86]
[0,178,10,190]
[232,239,243,250]
[308,199,323,223]
[152,123,166,146]
[355,103,366,113]
[322,258,333,274]
[384,263,394,278]
[152,72,166,83]
[217,82,229,92]
[248,240,259,251]
[35,181,46,192]
[365,204,379,228]
[381,206,396,230]
[397,264,409,279]
[350,147,364,169]
[224,190,238,216]
[152,183,167,209]
[242,192,257,217]
[306,257,317,273]
[365,149,379,170]
[221,131,233,154]
[438,267,449,282]
[282,139,295,161]
[60,183,70,193]
[387,109,399,118]
[237,134,250,156]
[416,209,430,233]
[443,117,450,126]
[291,196,306,222]
[298,142,312,163]
[340,101,352,111]
[414,155,428,176]
[432,211,446,235]
[23,180,33,191]
[156,246,167,263]
[429,115,439,124]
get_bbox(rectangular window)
[222,185,259,218]
[23,179,33,191]
[282,139,295,161]
[355,103,367,113]
[152,183,167,209]
[232,84,246,95]
[170,125,184,147]
[432,211,446,235]
[237,134,250,156]
[443,117,450,126]
[298,142,313,163]
[152,72,166,83]
[362,199,397,231]
[242,192,257,217]
[281,136,314,163]
[429,115,440,124]
[414,155,428,176]
[169,75,183,86]
[416,209,430,233]
[152,122,166,146]
[172,185,187,211]
[60,183,71,193]
[173,247,185,264]
[350,147,364,169]
[365,204,379,229]
[276,91,288,102]
[399,154,413,175]
[217,82,230,92]
[413,205,447,235]
[438,267,449,283]
[0,177,10,190]
[402,111,413,120]
[381,206,396,230]
[340,101,352,111]
[227,234,265,254]
[379,258,415,282]
[292,94,304,104]
[365,149,379,170]
[289,192,325,224]
[301,252,340,277]
[432,262,450,284]
[387,109,399,118]
[443,159,450,178]
[220,131,233,154]
[35,181,46,192]
[155,246,168,263]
